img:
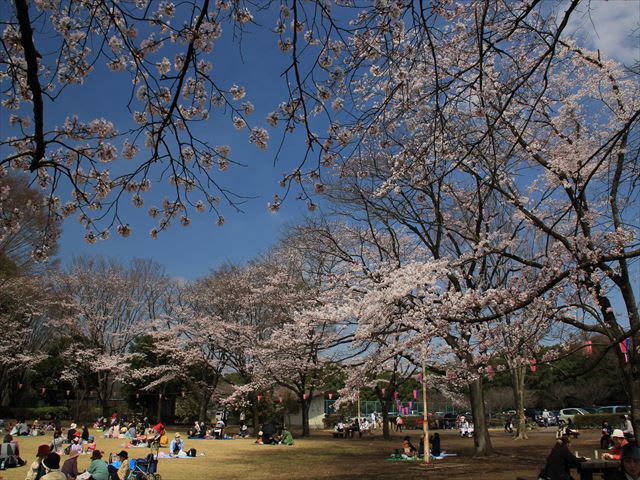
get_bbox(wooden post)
[422,361,430,464]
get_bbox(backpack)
[186,448,197,457]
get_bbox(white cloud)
[563,0,640,66]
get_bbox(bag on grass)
[186,448,196,457]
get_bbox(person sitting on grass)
[1,433,25,467]
[608,443,640,480]
[603,429,630,461]
[76,450,109,480]
[188,421,200,438]
[169,433,184,456]
[255,431,264,445]
[69,433,83,455]
[61,450,80,479]
[25,444,50,480]
[40,452,66,480]
[540,435,586,480]
[350,418,361,439]
[50,430,64,454]
[106,450,130,480]
[401,436,417,458]
[280,428,294,446]
[429,433,441,457]
[239,421,249,438]
[85,436,97,454]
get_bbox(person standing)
[542,409,551,428]
[395,415,403,432]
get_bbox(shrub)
[572,413,621,429]
[2,406,70,420]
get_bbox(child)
[401,436,417,458]
[85,436,96,455]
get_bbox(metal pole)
[422,361,430,464]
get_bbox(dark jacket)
[543,446,584,480]
[604,469,632,480]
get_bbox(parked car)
[558,408,589,424]
[596,405,631,414]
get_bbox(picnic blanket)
[386,451,457,462]
[156,452,199,459]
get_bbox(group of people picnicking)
[0,411,170,479]
[390,432,442,460]
[255,422,294,446]
[333,417,372,438]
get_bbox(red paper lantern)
[585,341,593,357]
[413,389,418,400]
[303,393,308,400]
[328,393,333,400]
[530,358,537,373]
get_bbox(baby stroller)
[128,453,161,480]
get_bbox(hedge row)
[572,413,626,429]
[1,406,70,420]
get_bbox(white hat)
[611,429,625,438]
[70,423,77,429]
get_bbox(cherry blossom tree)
[283,0,639,439]
[0,272,53,405]
[54,256,170,415]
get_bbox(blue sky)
[52,8,317,279]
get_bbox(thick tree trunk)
[251,395,260,432]
[469,376,493,456]
[300,396,311,436]
[99,374,110,417]
[198,390,210,423]
[511,364,528,439]
[381,402,391,440]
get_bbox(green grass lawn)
[0,427,605,479]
